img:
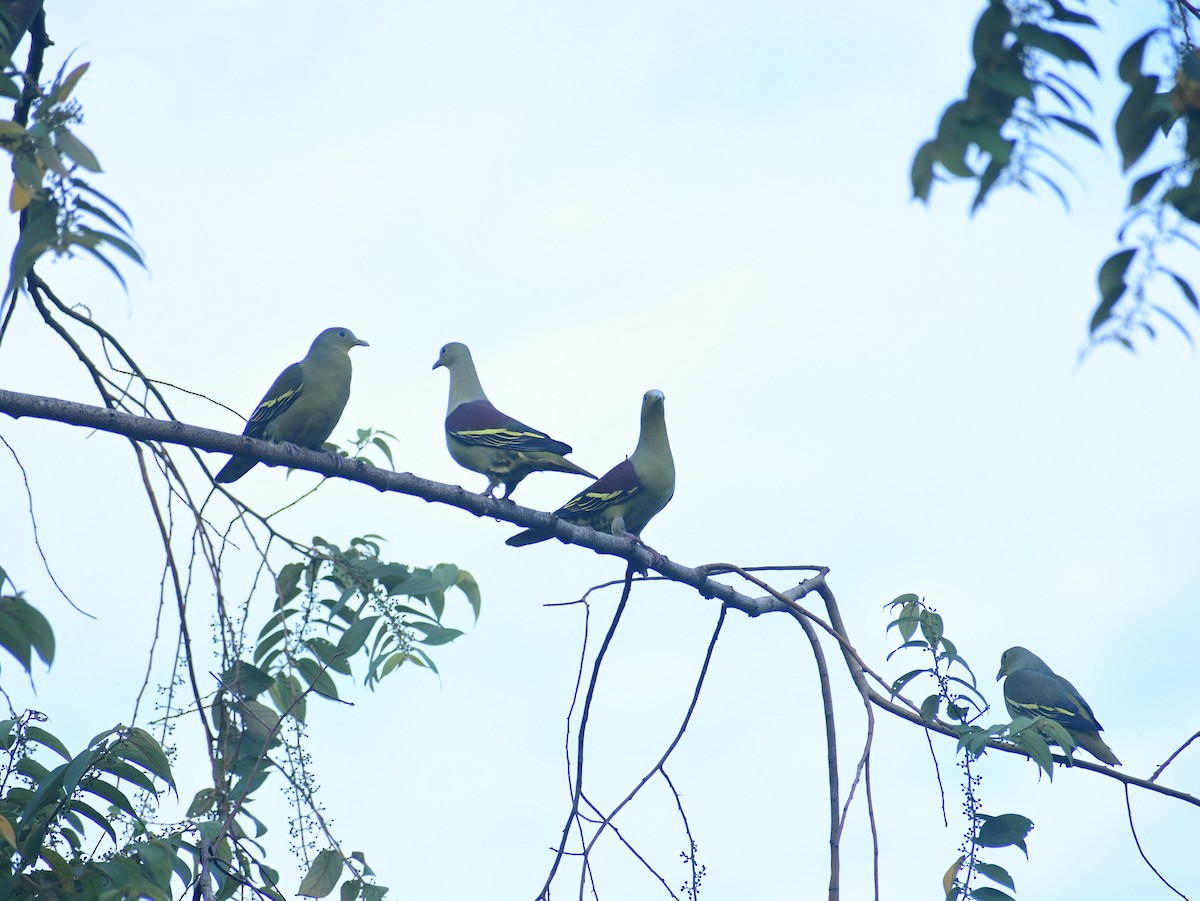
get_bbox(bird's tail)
[215,455,256,484]
[1076,732,1121,766]
[541,456,597,480]
[505,529,550,548]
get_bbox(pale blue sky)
[1,3,1198,898]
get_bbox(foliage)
[915,1,1200,349]
[886,594,1045,901]
[0,535,479,899]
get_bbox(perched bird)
[215,327,369,483]
[507,389,675,547]
[432,342,596,499]
[996,646,1121,766]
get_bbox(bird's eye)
[338,330,347,337]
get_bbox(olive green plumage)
[215,327,369,483]
[432,341,596,498]
[507,389,675,546]
[996,646,1121,766]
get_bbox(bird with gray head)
[433,341,596,499]
[215,327,369,483]
[507,389,674,547]
[996,646,1121,766]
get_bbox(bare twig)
[538,562,637,900]
[1123,783,1190,899]
[1151,730,1200,782]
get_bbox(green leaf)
[454,569,482,622]
[336,615,378,657]
[362,885,389,901]
[306,637,351,675]
[53,126,101,172]
[972,157,1007,212]
[5,193,58,299]
[67,798,117,843]
[276,562,305,604]
[298,848,342,898]
[221,661,275,699]
[1015,24,1096,73]
[971,4,1012,68]
[890,669,927,696]
[974,813,1034,853]
[270,672,306,721]
[240,700,282,744]
[911,140,937,201]
[1091,248,1137,333]
[25,725,70,760]
[968,888,1016,901]
[919,611,943,647]
[1168,271,1200,310]
[296,657,340,700]
[0,594,55,671]
[1115,76,1167,171]
[1046,1,1096,27]
[187,788,217,817]
[80,776,139,822]
[1118,30,1159,86]
[115,727,177,791]
[341,880,363,901]
[1128,167,1167,207]
[408,622,464,646]
[975,862,1015,890]
[920,694,940,722]
[1046,114,1100,145]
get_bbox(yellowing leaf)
[943,854,965,895]
[0,814,15,847]
[9,177,31,212]
[58,62,90,101]
[0,120,25,138]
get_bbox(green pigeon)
[507,389,675,547]
[433,341,596,499]
[215,327,369,483]
[996,646,1121,766]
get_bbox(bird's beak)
[355,339,370,348]
[432,359,443,370]
[995,668,1004,682]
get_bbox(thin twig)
[1123,783,1190,899]
[538,562,637,900]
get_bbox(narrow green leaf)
[1168,271,1200,310]
[408,622,464,646]
[1045,114,1100,145]
[296,657,340,700]
[1046,1,1096,26]
[67,798,117,843]
[116,727,176,791]
[975,862,1015,889]
[1015,24,1096,73]
[53,126,101,171]
[454,570,482,622]
[968,888,1016,901]
[890,669,927,696]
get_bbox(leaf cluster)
[911,0,1099,212]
